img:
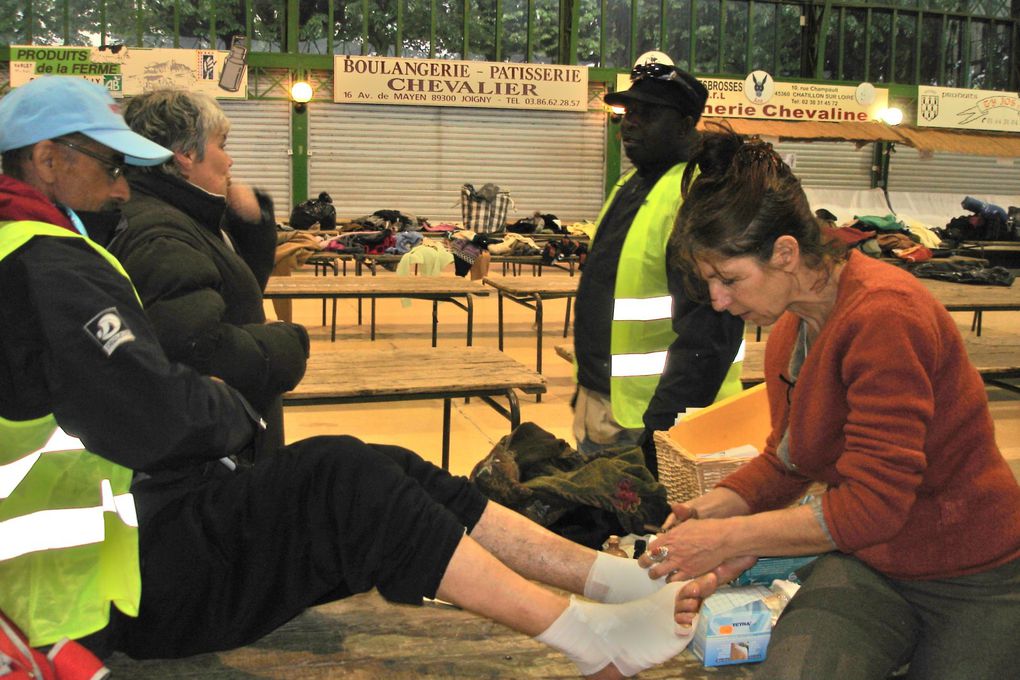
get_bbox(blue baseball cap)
[0,76,172,165]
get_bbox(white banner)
[917,85,1020,133]
[9,45,248,99]
[614,71,888,122]
[334,55,588,111]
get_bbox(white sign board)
[917,85,1020,133]
[614,71,888,122]
[9,45,248,98]
[335,56,588,111]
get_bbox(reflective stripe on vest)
[0,477,138,562]
[612,351,668,377]
[0,427,84,498]
[611,340,747,379]
[613,295,672,322]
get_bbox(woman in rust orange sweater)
[640,129,1020,680]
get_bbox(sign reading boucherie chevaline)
[614,71,887,122]
[334,56,588,111]
[917,85,1020,133]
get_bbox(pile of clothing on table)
[937,196,1020,244]
[324,209,429,257]
[819,210,941,263]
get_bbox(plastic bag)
[289,192,336,230]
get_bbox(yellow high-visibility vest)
[0,220,141,646]
[593,167,744,428]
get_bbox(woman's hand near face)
[227,182,263,223]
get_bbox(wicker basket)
[654,431,757,504]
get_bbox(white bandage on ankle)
[537,584,695,678]
[584,551,669,603]
[535,597,612,676]
[577,583,694,677]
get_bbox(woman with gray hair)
[109,90,309,461]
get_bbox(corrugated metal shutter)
[888,147,1020,194]
[773,140,874,189]
[307,97,607,223]
[621,138,875,190]
[220,99,291,220]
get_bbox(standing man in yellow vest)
[574,52,745,475]
[0,76,751,677]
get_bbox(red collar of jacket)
[0,175,75,232]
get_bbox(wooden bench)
[265,275,489,345]
[491,254,580,277]
[284,347,546,469]
[483,276,580,390]
[918,278,1020,336]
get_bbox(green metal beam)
[287,0,299,53]
[291,103,309,204]
[814,1,833,80]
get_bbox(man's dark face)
[620,101,693,171]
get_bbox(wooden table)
[265,276,489,344]
[919,278,1020,335]
[284,347,546,469]
[492,254,580,277]
[483,276,580,384]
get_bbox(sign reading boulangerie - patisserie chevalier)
[334,55,588,111]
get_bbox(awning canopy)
[891,126,1020,157]
[698,117,904,144]
[697,116,1020,157]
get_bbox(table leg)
[442,398,451,470]
[563,297,572,338]
[497,292,505,351]
[432,300,439,348]
[466,295,474,347]
[535,294,544,403]
[331,299,337,342]
[371,298,377,341]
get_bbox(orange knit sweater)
[718,251,1020,579]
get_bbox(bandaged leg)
[536,582,693,677]
[584,550,669,603]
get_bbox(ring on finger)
[649,545,669,563]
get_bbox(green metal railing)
[3,1,1016,90]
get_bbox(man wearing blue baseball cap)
[573,52,746,477]
[0,76,746,679]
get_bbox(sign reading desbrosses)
[614,71,888,122]
[334,55,588,111]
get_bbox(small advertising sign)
[614,71,888,122]
[917,85,1020,133]
[334,55,588,111]
[9,45,248,98]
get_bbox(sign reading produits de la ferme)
[9,45,248,98]
[334,56,588,111]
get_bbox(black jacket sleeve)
[115,231,309,411]
[641,252,746,435]
[18,237,257,472]
[224,188,277,289]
